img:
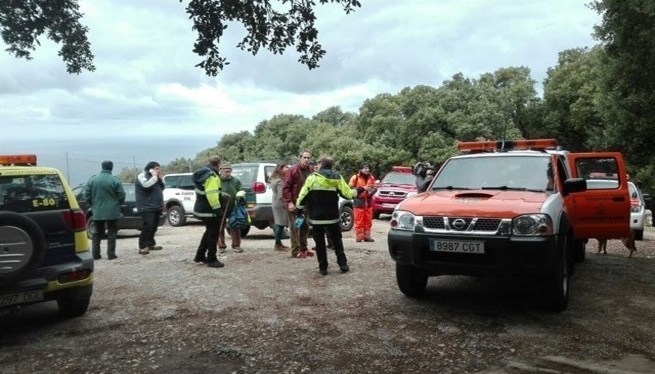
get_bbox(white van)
[162,173,195,227]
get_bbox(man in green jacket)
[84,161,126,260]
[217,162,246,253]
[296,156,356,275]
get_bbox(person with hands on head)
[283,149,315,259]
[296,156,356,275]
[348,161,377,242]
[135,161,165,255]
[192,155,229,268]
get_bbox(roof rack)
[457,139,558,153]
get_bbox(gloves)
[235,190,246,200]
[355,187,365,194]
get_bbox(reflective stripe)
[309,218,340,225]
[195,189,206,195]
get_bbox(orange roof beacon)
[387,139,630,311]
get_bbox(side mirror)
[562,178,587,196]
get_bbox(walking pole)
[218,195,232,235]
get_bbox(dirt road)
[1,220,655,373]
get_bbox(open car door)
[565,152,630,240]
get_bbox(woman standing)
[270,162,290,251]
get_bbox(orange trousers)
[354,207,373,241]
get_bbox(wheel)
[542,235,569,311]
[57,285,92,318]
[240,226,250,237]
[634,229,643,241]
[0,211,47,283]
[570,238,586,263]
[395,263,428,298]
[167,205,186,227]
[339,206,354,232]
[86,217,96,239]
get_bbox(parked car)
[371,166,416,219]
[388,139,631,311]
[74,183,166,237]
[162,173,195,227]
[1,154,93,318]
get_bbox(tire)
[167,205,186,227]
[0,211,47,283]
[396,264,428,298]
[542,235,569,312]
[339,206,354,232]
[86,217,96,239]
[240,226,250,237]
[634,229,643,241]
[570,238,586,263]
[57,285,92,318]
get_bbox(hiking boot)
[219,246,227,254]
[319,268,328,276]
[233,247,244,253]
[363,238,375,242]
[293,251,309,259]
[274,244,290,251]
[149,245,163,251]
[339,264,350,273]
[108,255,118,260]
[138,248,149,255]
[93,255,102,260]
[356,239,362,243]
[303,248,315,257]
[207,260,225,268]
[193,256,207,263]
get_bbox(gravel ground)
[1,220,655,374]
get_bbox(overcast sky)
[0,0,600,179]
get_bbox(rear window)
[0,174,71,212]
[123,184,136,202]
[232,165,258,185]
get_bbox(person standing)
[296,156,355,275]
[348,162,377,242]
[270,161,290,251]
[83,160,126,260]
[192,155,227,268]
[283,150,315,259]
[135,161,165,255]
[217,162,245,253]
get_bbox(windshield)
[381,172,415,185]
[431,155,551,191]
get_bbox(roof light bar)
[457,139,558,152]
[0,154,38,166]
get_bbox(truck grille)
[422,217,503,233]
[378,190,407,198]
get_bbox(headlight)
[512,214,553,236]
[391,211,416,231]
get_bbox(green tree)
[591,0,655,190]
[117,167,140,183]
[0,0,361,75]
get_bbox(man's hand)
[287,202,295,212]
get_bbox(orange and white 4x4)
[387,139,630,311]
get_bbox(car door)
[565,152,630,239]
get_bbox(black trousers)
[196,217,220,262]
[139,211,161,249]
[311,223,347,270]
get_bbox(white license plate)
[381,203,397,208]
[0,290,43,307]
[430,239,485,254]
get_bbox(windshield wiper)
[480,186,527,191]
[432,186,471,190]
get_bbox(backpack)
[227,199,251,230]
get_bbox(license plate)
[430,239,485,254]
[381,203,397,208]
[0,290,44,307]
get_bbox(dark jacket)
[135,170,165,212]
[219,176,243,214]
[192,167,222,218]
[84,169,126,220]
[282,163,312,205]
[296,169,355,225]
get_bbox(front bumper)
[388,230,559,277]
[371,196,404,215]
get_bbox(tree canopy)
[0,0,361,75]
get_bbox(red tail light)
[63,209,87,232]
[251,182,266,194]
